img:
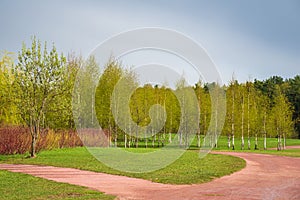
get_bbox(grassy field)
[112,135,300,157]
[0,147,245,185]
[108,135,300,150]
[210,136,300,150]
[210,136,300,157]
[0,170,114,200]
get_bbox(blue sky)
[1,0,299,83]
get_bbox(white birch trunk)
[247,92,251,150]
[232,87,235,150]
[264,134,267,150]
[241,95,245,150]
[255,134,258,150]
[232,134,235,150]
[283,133,286,150]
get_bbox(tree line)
[0,38,299,156]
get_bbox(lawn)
[0,147,245,185]
[210,136,300,157]
[0,170,114,200]
[210,136,300,150]
[105,134,300,151]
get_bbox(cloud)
[0,0,299,83]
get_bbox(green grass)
[209,136,300,157]
[113,134,300,151]
[211,136,300,150]
[0,147,245,185]
[0,170,115,200]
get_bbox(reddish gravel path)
[1,150,300,200]
[269,145,300,150]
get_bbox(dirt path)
[269,145,300,150]
[1,151,300,200]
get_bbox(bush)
[0,127,83,155]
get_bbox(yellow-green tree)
[14,37,68,157]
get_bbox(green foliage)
[285,75,300,137]
[95,60,122,129]
[45,54,81,129]
[73,55,100,129]
[0,37,299,154]
[255,75,300,138]
[267,86,294,137]
[14,36,69,156]
[0,51,20,125]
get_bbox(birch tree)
[95,60,122,146]
[0,51,19,125]
[269,86,293,150]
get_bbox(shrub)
[0,127,83,155]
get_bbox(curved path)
[1,150,300,200]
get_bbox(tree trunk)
[232,134,235,150]
[247,92,250,150]
[108,131,111,148]
[197,132,201,148]
[215,136,218,148]
[152,129,155,148]
[114,126,117,147]
[264,133,267,150]
[283,133,286,150]
[124,134,127,148]
[263,111,267,150]
[247,137,250,150]
[30,133,37,157]
[179,130,182,147]
[241,135,244,150]
[169,108,173,144]
[231,88,235,150]
[241,95,245,150]
[145,133,148,148]
[109,124,112,147]
[128,126,131,148]
[227,134,231,149]
[255,134,258,150]
[135,129,138,148]
[30,122,39,158]
[277,128,281,151]
[128,136,131,148]
[158,133,160,148]
[197,88,201,148]
[279,134,282,150]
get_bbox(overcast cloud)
[0,0,299,83]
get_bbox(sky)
[0,0,299,84]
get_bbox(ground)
[1,146,299,200]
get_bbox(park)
[1,1,300,199]
[0,36,300,199]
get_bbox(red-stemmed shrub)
[0,127,83,155]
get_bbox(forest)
[0,38,299,156]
